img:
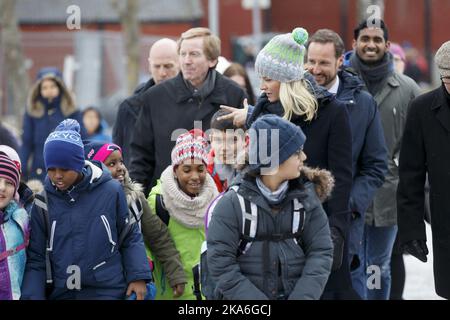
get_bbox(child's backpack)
[192,185,307,300]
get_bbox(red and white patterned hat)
[171,129,209,166]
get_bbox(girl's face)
[40,79,60,101]
[275,149,307,181]
[0,178,15,210]
[260,77,281,102]
[47,168,81,191]
[83,110,101,136]
[174,159,207,197]
[103,150,126,185]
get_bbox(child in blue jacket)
[21,119,151,300]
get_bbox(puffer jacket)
[21,161,151,300]
[20,68,86,182]
[207,167,334,300]
[0,201,29,300]
[121,169,186,288]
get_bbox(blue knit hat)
[44,119,85,172]
[248,114,306,173]
[255,27,309,83]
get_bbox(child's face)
[47,168,81,191]
[83,110,101,135]
[274,149,307,180]
[103,150,126,185]
[40,79,60,101]
[174,159,207,197]
[210,129,245,165]
[0,178,15,209]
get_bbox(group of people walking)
[1,17,450,301]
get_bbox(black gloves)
[330,227,344,271]
[403,240,429,262]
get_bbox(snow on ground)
[403,223,445,300]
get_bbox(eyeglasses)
[441,76,450,84]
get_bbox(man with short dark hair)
[129,28,245,194]
[343,19,421,300]
[306,28,388,300]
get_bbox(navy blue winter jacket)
[21,161,151,300]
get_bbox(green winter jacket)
[148,167,218,300]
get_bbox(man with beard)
[343,19,420,300]
[306,29,388,299]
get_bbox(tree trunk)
[111,0,140,95]
[0,0,30,127]
[357,0,385,22]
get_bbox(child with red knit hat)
[148,129,218,300]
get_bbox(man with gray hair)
[397,40,450,300]
[113,38,180,167]
[129,28,245,194]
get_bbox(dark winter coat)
[113,78,156,168]
[129,71,246,195]
[397,85,450,300]
[344,51,421,226]
[21,161,151,300]
[207,167,334,300]
[247,75,353,295]
[20,70,86,182]
[336,69,388,264]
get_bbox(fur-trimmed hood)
[300,166,334,203]
[121,168,144,206]
[27,72,77,118]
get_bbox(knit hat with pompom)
[44,119,85,172]
[255,27,309,83]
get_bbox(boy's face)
[271,149,307,180]
[0,177,15,209]
[47,168,81,191]
[174,159,207,197]
[103,150,126,185]
[210,129,246,165]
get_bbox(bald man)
[148,38,179,84]
[113,38,180,167]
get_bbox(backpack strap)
[229,186,258,255]
[34,191,53,287]
[155,194,170,226]
[292,198,306,245]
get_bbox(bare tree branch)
[0,0,30,127]
[111,0,140,94]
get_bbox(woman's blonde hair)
[279,79,318,122]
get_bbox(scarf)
[160,166,218,228]
[184,69,217,103]
[349,51,394,96]
[256,177,289,205]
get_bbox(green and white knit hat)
[255,27,309,83]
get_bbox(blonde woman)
[220,28,356,299]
